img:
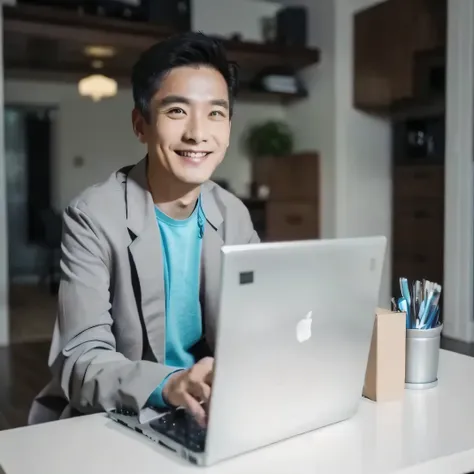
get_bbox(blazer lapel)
[126,158,166,363]
[200,183,224,350]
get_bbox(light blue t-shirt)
[147,200,205,408]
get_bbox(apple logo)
[296,311,313,343]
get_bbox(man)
[29,32,259,427]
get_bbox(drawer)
[393,197,444,221]
[393,217,444,248]
[393,196,444,251]
[269,153,319,201]
[266,202,319,242]
[393,247,444,269]
[394,166,444,198]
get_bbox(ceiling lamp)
[83,45,117,59]
[78,74,118,102]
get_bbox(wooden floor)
[0,341,50,430]
[9,284,57,344]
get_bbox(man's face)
[134,65,231,186]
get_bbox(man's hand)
[162,357,214,427]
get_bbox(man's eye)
[168,108,185,115]
[210,110,225,118]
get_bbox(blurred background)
[0,0,472,431]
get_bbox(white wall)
[0,7,9,346]
[5,80,285,209]
[283,0,392,306]
[443,0,474,342]
[334,0,391,307]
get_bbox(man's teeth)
[177,151,208,158]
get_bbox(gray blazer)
[29,158,259,425]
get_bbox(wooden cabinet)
[267,201,319,242]
[249,153,320,242]
[391,165,444,295]
[354,0,446,110]
[354,2,392,109]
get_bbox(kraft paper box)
[363,308,406,402]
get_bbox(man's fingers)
[189,359,213,382]
[204,370,214,387]
[183,392,207,427]
[189,382,211,403]
[199,382,211,402]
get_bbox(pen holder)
[405,323,443,390]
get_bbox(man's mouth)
[175,150,211,162]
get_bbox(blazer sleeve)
[49,202,174,415]
[242,203,260,244]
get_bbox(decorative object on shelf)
[276,6,308,47]
[78,74,118,101]
[257,185,270,200]
[83,0,143,21]
[230,33,243,42]
[244,120,294,159]
[244,120,294,199]
[147,0,191,31]
[261,16,277,43]
[249,66,306,97]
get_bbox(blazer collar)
[125,156,223,236]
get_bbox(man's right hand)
[162,357,214,427]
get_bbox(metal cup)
[405,323,443,390]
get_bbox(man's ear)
[132,108,147,144]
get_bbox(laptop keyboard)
[150,408,207,453]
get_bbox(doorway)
[5,105,59,344]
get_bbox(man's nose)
[183,115,208,144]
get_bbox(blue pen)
[423,289,441,329]
[425,306,439,329]
[424,289,441,328]
[398,297,409,328]
[417,299,426,328]
[419,291,434,328]
[399,278,411,328]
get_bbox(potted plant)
[244,120,294,198]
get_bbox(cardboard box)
[363,308,406,402]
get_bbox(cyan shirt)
[147,200,205,408]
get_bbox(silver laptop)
[108,236,386,466]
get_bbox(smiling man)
[29,32,259,427]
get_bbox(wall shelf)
[3,4,320,103]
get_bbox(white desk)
[1,349,474,474]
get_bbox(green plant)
[244,120,294,159]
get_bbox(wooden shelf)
[357,95,445,119]
[3,4,320,103]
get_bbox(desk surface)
[1,349,474,474]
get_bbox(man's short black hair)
[132,31,239,121]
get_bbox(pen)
[400,278,411,328]
[395,278,442,330]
